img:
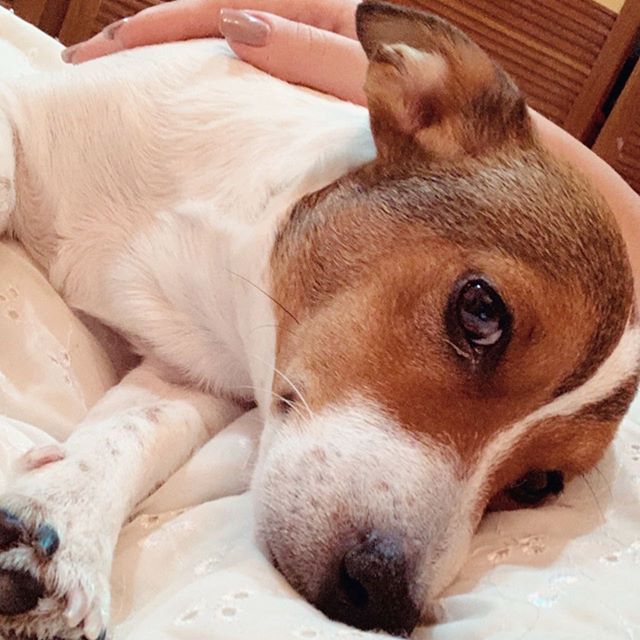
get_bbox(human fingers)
[220,9,367,105]
[64,0,358,64]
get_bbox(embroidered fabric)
[0,12,639,638]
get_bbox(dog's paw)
[0,491,111,640]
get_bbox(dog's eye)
[445,276,512,365]
[507,470,564,505]
[274,392,297,416]
[457,280,507,347]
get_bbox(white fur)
[2,40,374,404]
[0,365,242,639]
[0,109,14,229]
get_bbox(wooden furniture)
[11,0,70,36]
[589,0,640,192]
[7,0,640,190]
[59,0,163,46]
[594,54,640,192]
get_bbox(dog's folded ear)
[356,0,535,163]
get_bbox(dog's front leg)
[0,362,242,640]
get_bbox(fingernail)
[102,18,127,41]
[219,9,270,47]
[61,45,78,64]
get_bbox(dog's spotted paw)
[0,490,111,640]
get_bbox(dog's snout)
[317,530,420,637]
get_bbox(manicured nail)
[219,9,270,47]
[102,17,127,41]
[61,45,78,64]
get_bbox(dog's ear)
[356,0,534,163]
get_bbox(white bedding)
[0,10,639,639]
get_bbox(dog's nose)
[317,530,420,637]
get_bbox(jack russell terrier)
[0,1,638,638]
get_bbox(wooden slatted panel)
[14,0,71,36]
[59,0,162,44]
[594,60,640,192]
[401,0,617,125]
[565,0,640,142]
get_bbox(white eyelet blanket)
[1,9,640,639]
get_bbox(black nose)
[316,530,420,637]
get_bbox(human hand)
[63,0,368,104]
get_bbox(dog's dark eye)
[507,470,564,505]
[445,276,512,365]
[274,392,296,416]
[458,280,507,347]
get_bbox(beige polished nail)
[219,9,270,47]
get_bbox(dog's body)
[0,3,638,639]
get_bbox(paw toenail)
[35,523,60,557]
[0,569,44,615]
[0,509,24,549]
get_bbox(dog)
[0,1,637,638]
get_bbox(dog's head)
[253,1,640,635]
